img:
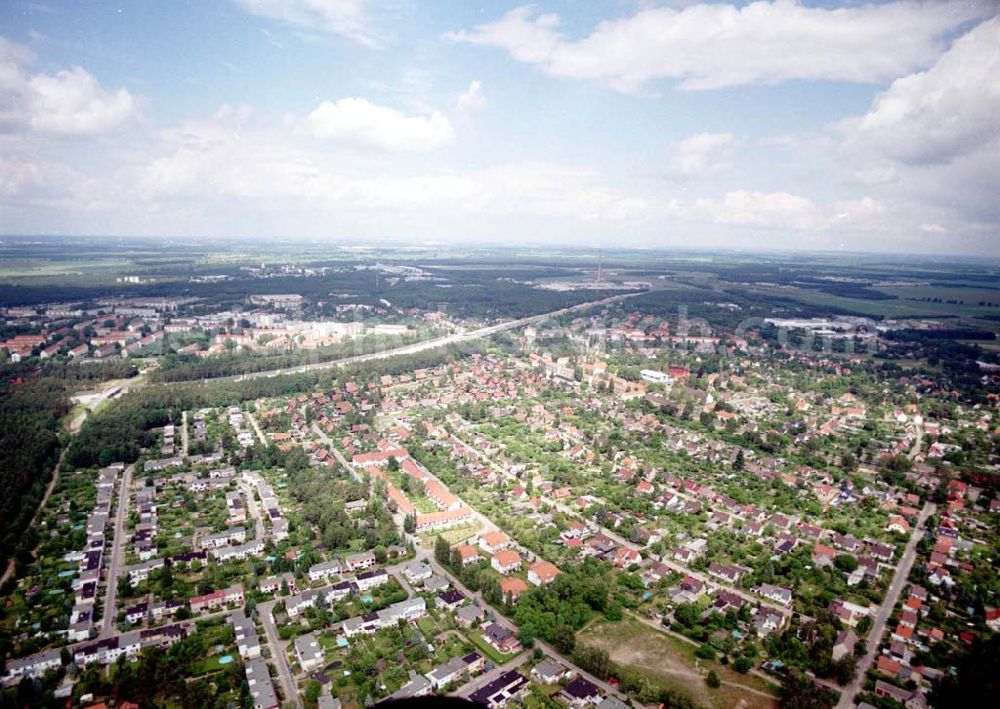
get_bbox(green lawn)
[418,521,482,547]
[467,630,520,665]
[417,616,440,637]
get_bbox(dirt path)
[0,444,70,587]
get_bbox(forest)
[0,254,613,321]
[67,341,486,468]
[0,378,67,571]
[0,360,139,571]
[150,331,425,382]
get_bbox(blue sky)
[1,1,998,254]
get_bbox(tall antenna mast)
[597,249,604,284]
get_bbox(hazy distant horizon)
[2,232,999,263]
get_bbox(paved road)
[311,421,362,483]
[2,378,130,587]
[101,464,133,637]
[425,557,640,707]
[260,598,303,709]
[407,451,508,542]
[181,410,189,457]
[69,377,139,428]
[835,501,935,709]
[391,569,416,597]
[268,553,430,702]
[192,292,643,385]
[246,410,268,446]
[241,481,267,540]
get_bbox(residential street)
[259,598,302,709]
[101,464,133,637]
[425,556,639,707]
[836,501,936,709]
[246,410,268,445]
[211,292,643,384]
[240,481,267,540]
[311,421,364,484]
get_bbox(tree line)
[67,341,486,468]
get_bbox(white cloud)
[25,101,878,242]
[138,110,648,222]
[828,17,1000,233]
[0,155,43,197]
[141,106,319,200]
[27,67,135,135]
[848,164,900,187]
[445,1,984,92]
[0,36,135,136]
[670,132,735,176]
[233,0,375,46]
[839,17,1000,166]
[689,190,818,229]
[675,191,884,231]
[829,197,886,226]
[301,97,454,152]
[456,80,486,113]
[472,163,651,222]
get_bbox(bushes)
[571,646,611,680]
[512,561,612,644]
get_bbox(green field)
[748,284,1000,320]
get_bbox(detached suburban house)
[528,561,561,586]
[491,549,522,574]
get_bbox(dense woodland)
[150,331,424,382]
[67,341,485,468]
[0,360,137,571]
[0,378,66,571]
[0,259,613,321]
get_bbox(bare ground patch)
[578,619,778,709]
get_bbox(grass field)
[578,617,778,709]
[748,284,1000,320]
[880,285,1000,304]
[418,521,482,548]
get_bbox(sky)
[0,0,998,255]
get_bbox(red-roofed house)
[528,561,560,587]
[491,550,522,574]
[500,576,528,602]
